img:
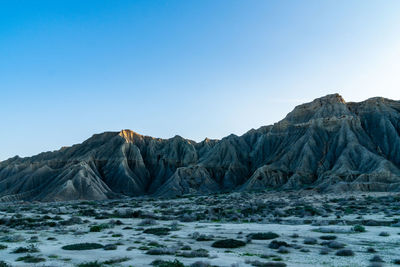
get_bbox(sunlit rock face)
[1,94,400,201]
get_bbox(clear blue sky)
[1,0,400,160]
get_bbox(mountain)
[1,93,400,201]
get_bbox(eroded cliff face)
[1,94,399,201]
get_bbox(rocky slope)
[1,94,400,201]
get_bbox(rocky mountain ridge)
[1,93,400,201]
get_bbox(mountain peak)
[315,93,345,104]
[118,129,143,142]
[282,93,349,124]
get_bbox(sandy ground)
[0,192,399,266]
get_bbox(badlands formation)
[0,94,400,201]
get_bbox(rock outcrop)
[1,94,400,201]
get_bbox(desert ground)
[0,191,399,267]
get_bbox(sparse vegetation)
[212,239,246,248]
[90,223,111,232]
[0,261,11,267]
[62,243,104,250]
[248,232,279,240]
[336,249,355,256]
[12,244,39,253]
[303,237,317,245]
[379,231,389,236]
[151,259,186,267]
[352,225,366,233]
[177,248,209,258]
[327,241,346,249]
[319,235,336,240]
[103,257,131,265]
[143,227,171,236]
[16,254,46,263]
[77,261,103,267]
[0,191,396,266]
[269,240,289,249]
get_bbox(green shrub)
[196,235,213,241]
[62,243,104,250]
[248,232,279,240]
[111,233,122,237]
[148,241,164,247]
[12,244,39,253]
[90,225,102,232]
[103,257,131,265]
[77,261,103,267]
[16,254,46,263]
[379,231,389,236]
[103,244,117,250]
[90,224,110,232]
[143,227,170,236]
[211,239,246,248]
[0,261,11,267]
[319,235,337,240]
[268,240,289,249]
[352,225,366,233]
[336,249,354,256]
[151,259,186,267]
[146,248,174,255]
[177,248,209,258]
